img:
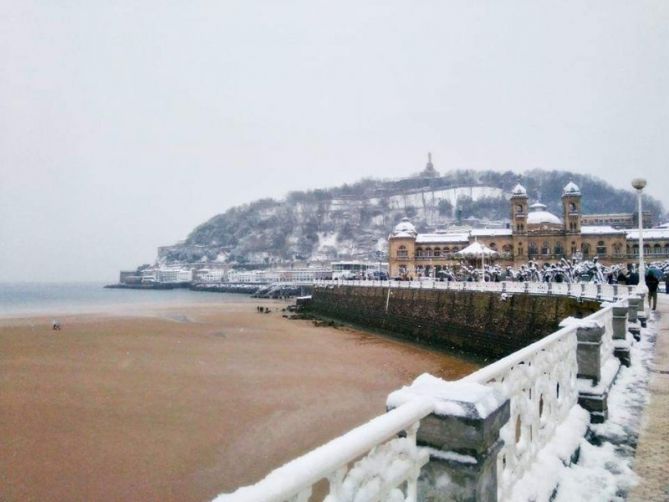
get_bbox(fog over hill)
[158,169,666,267]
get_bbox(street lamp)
[631,178,648,295]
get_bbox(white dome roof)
[527,203,562,225]
[511,183,527,195]
[562,181,581,195]
[391,217,417,237]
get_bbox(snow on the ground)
[553,319,656,502]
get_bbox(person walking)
[645,269,659,311]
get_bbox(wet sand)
[0,300,479,501]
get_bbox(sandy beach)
[0,300,479,502]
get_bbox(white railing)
[314,279,637,302]
[461,323,579,499]
[215,398,434,502]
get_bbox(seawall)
[306,285,601,359]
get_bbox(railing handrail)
[215,398,435,502]
[462,323,576,385]
[315,279,638,302]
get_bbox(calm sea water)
[0,282,249,317]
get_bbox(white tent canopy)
[455,241,498,257]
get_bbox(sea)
[0,282,248,317]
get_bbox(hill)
[157,168,665,267]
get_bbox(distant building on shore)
[388,181,669,278]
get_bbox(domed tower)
[562,181,582,234]
[388,217,417,278]
[510,183,529,263]
[510,183,528,234]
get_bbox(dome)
[562,181,581,195]
[391,217,417,237]
[527,203,562,225]
[511,183,527,196]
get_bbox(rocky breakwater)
[305,285,600,359]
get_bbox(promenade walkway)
[630,293,669,501]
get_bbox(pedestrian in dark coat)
[628,266,639,286]
[646,271,659,311]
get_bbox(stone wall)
[307,285,600,359]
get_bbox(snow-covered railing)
[459,321,580,500]
[216,398,434,502]
[314,279,637,302]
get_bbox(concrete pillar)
[612,305,631,367]
[387,377,509,502]
[575,322,609,423]
[576,323,604,384]
[627,296,639,323]
[634,292,648,328]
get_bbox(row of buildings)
[118,261,388,286]
[388,181,669,278]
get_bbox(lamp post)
[631,178,648,295]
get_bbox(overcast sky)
[1,1,668,282]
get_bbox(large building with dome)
[388,181,669,278]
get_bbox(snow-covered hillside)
[155,169,665,266]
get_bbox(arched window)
[433,247,441,257]
[644,244,651,255]
[443,247,451,254]
[569,202,576,212]
[541,241,550,255]
[664,243,669,256]
[613,242,622,256]
[582,243,591,257]
[489,242,497,250]
[632,244,639,256]
[425,247,433,257]
[397,245,408,258]
[571,241,577,255]
[596,241,607,257]
[416,247,423,257]
[502,244,512,253]
[653,244,661,256]
[529,241,538,257]
[554,242,563,256]
[516,204,524,214]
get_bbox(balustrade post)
[596,284,602,300]
[547,282,553,295]
[562,320,609,423]
[387,376,509,502]
[612,305,631,367]
[613,284,619,301]
[626,295,639,328]
[524,282,529,293]
[635,292,648,328]
[580,283,586,296]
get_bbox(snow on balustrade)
[315,279,634,303]
[214,398,434,502]
[587,304,616,369]
[460,322,582,500]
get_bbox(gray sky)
[1,1,668,282]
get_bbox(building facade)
[388,182,669,278]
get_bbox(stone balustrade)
[314,279,637,302]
